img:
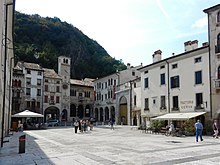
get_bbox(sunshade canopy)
[152,112,206,120]
[12,110,44,118]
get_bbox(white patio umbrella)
[12,110,44,118]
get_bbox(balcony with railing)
[49,100,55,105]
[171,107,179,111]
[215,79,220,88]
[194,105,205,111]
[215,45,220,54]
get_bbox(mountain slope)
[14,12,126,79]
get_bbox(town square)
[1,126,220,165]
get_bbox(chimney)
[184,41,192,52]
[202,42,209,47]
[152,50,162,63]
[191,40,198,50]
[127,63,131,69]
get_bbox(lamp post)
[1,0,15,148]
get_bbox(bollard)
[19,135,26,154]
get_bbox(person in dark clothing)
[213,120,219,138]
[73,120,79,133]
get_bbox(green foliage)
[150,120,165,129]
[183,119,195,133]
[14,12,126,79]
[205,120,213,133]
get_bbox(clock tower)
[58,56,71,122]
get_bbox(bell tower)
[58,56,71,121]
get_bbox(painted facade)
[204,4,220,119]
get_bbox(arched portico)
[105,107,110,121]
[78,105,83,119]
[110,106,115,120]
[61,109,67,121]
[44,106,60,122]
[119,96,128,125]
[85,105,91,118]
[100,107,104,122]
[70,104,76,117]
[95,108,98,121]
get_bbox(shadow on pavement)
[0,131,56,165]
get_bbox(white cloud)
[192,16,207,28]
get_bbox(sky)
[15,0,219,66]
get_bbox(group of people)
[194,119,219,142]
[167,119,219,142]
[73,119,93,134]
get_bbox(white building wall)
[140,46,209,124]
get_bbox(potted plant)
[150,120,165,133]
[183,119,195,136]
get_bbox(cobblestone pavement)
[1,125,220,165]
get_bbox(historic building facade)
[94,63,142,125]
[43,68,62,122]
[138,44,210,127]
[204,4,220,120]
[0,0,15,147]
[12,62,44,114]
[70,78,94,122]
[94,73,118,124]
[12,56,95,124]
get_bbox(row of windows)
[70,89,91,98]
[44,95,60,104]
[144,93,204,110]
[26,69,42,76]
[12,80,21,87]
[45,79,60,84]
[26,88,41,96]
[45,85,60,92]
[96,79,117,89]
[144,57,202,75]
[95,90,115,101]
[26,78,42,86]
[26,101,41,108]
[144,70,203,88]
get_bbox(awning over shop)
[151,112,206,120]
[12,110,44,118]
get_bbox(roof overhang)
[151,112,206,120]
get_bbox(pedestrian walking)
[74,120,79,134]
[168,122,175,135]
[79,120,82,133]
[110,118,114,130]
[213,120,219,138]
[194,120,203,142]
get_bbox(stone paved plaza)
[1,126,220,165]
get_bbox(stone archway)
[85,105,91,118]
[44,106,60,122]
[70,104,76,117]
[78,105,84,119]
[110,106,115,121]
[95,108,98,121]
[61,109,68,121]
[105,107,109,121]
[100,107,104,122]
[119,96,128,125]
[133,115,137,126]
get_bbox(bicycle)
[165,129,183,137]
